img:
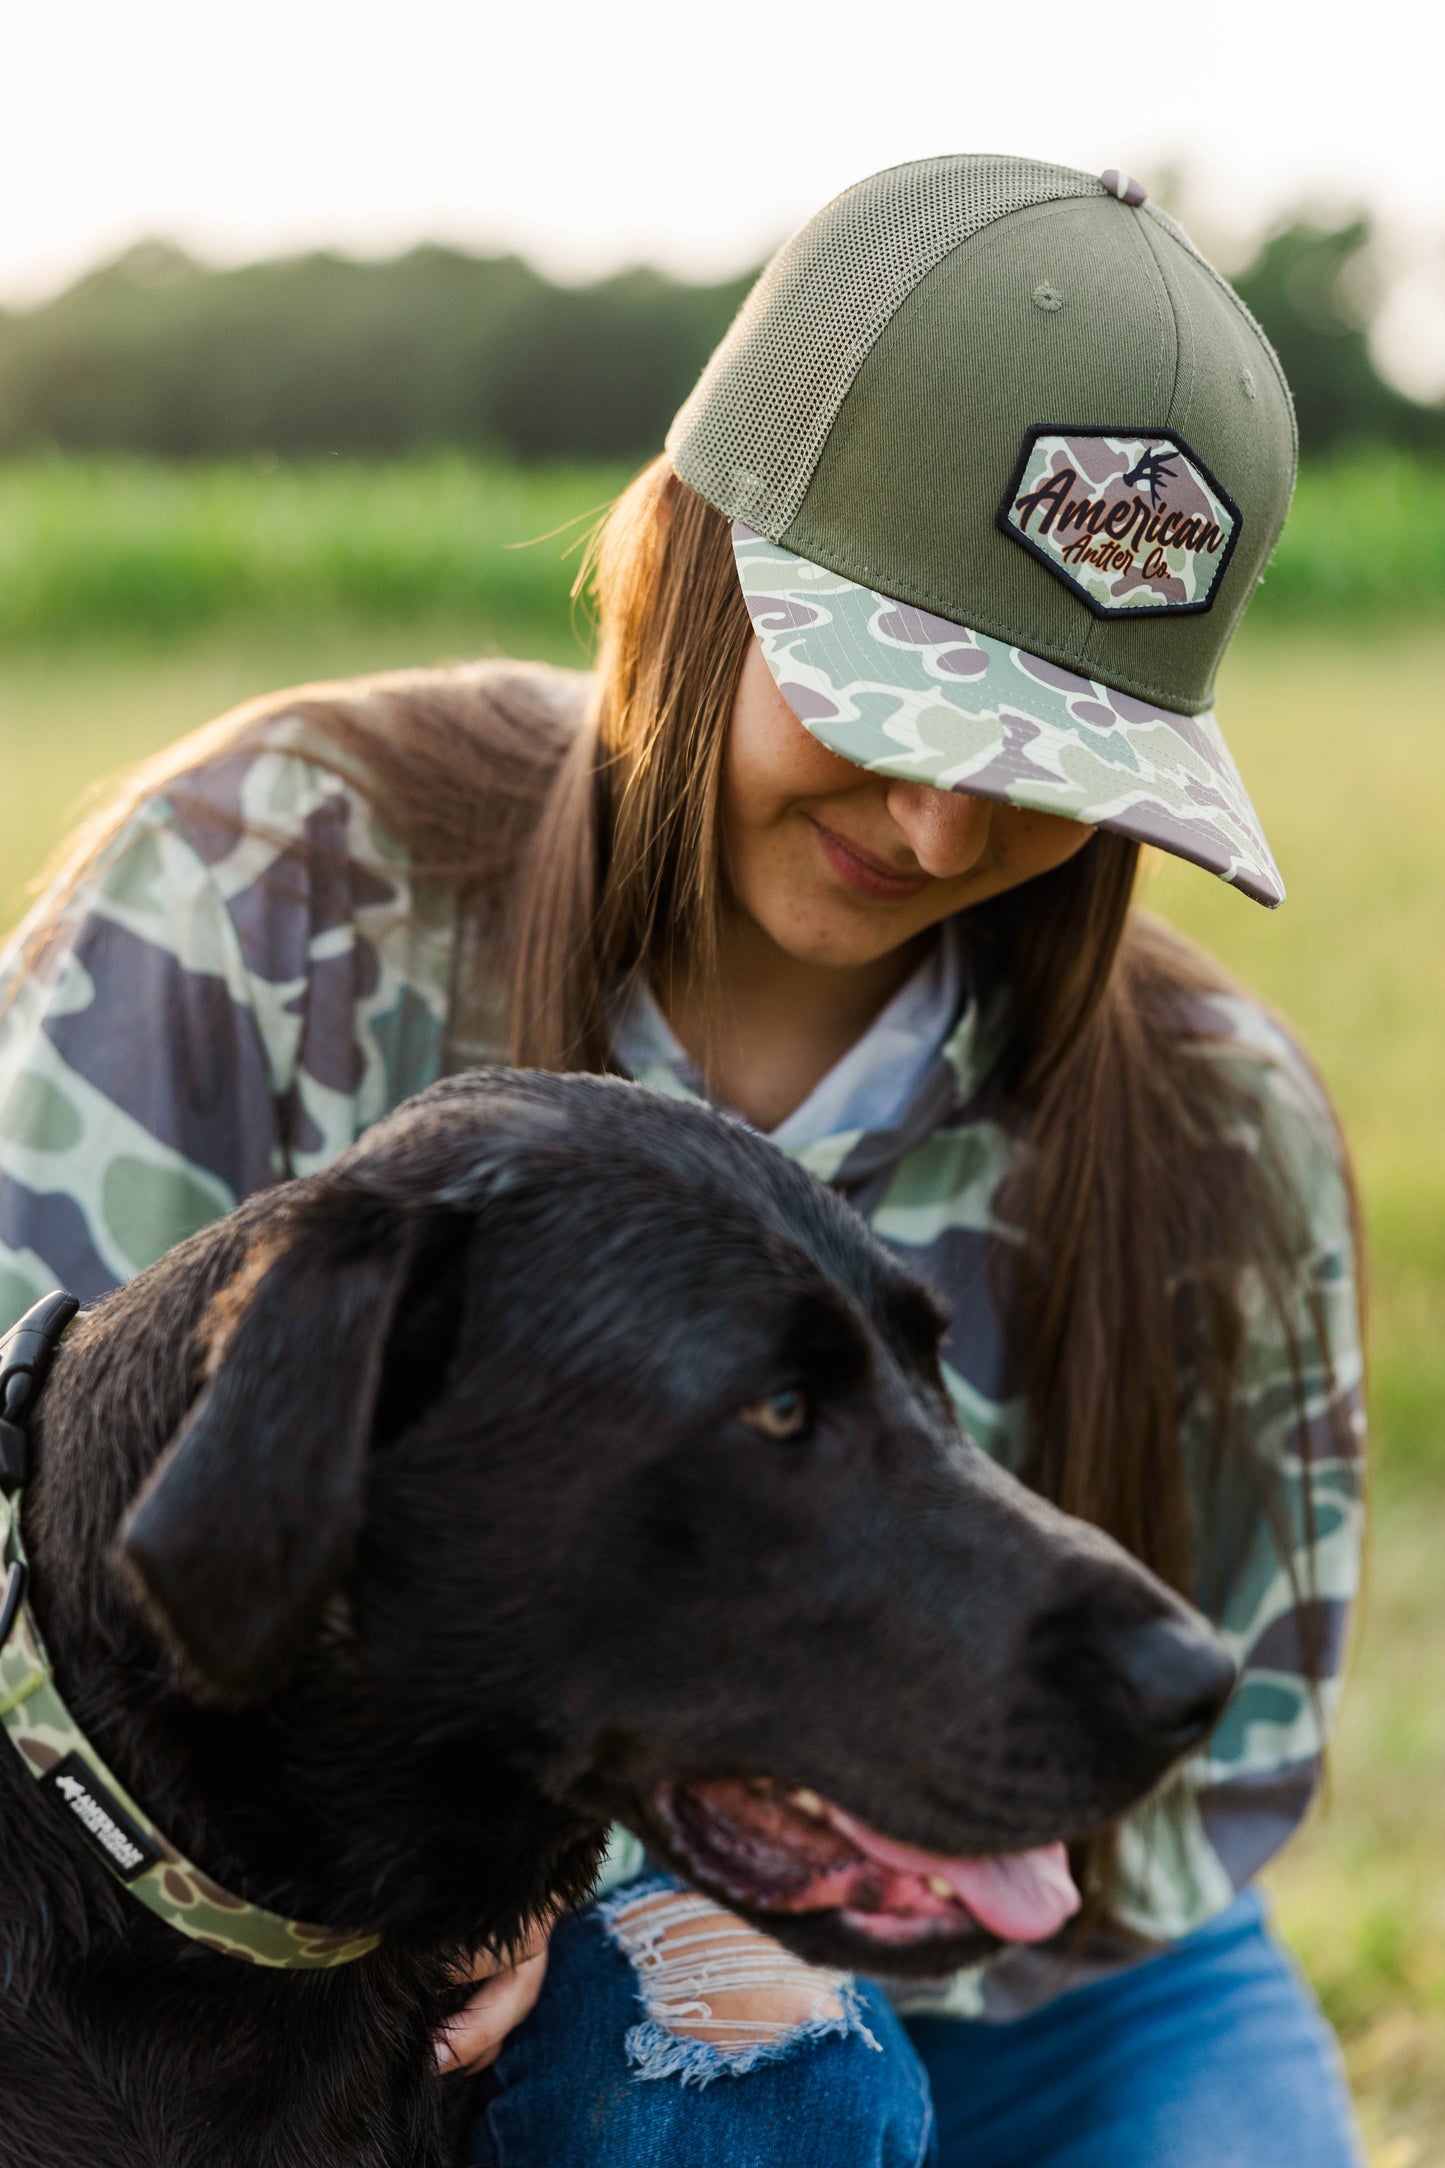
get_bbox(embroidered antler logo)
[1121,446,1177,507]
[997,428,1243,618]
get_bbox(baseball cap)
[667,156,1296,907]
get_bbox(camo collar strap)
[0,1295,379,1971]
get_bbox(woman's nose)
[883,780,994,878]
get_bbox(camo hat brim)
[733,524,1284,909]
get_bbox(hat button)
[1099,168,1148,208]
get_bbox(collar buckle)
[0,1416,29,1493]
[0,1558,25,1648]
[0,1292,80,1496]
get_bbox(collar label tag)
[43,1751,160,1883]
[998,427,1242,617]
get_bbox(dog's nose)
[1030,1590,1239,1765]
[1093,1612,1238,1754]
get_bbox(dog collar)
[0,1293,379,1970]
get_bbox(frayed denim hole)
[600,1880,881,2089]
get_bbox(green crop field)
[0,455,623,647]
[1,458,1441,2163]
[0,450,1440,649]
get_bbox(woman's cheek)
[725,646,864,821]
[724,802,818,937]
[719,716,847,919]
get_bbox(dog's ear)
[120,1183,468,1701]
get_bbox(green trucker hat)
[667,155,1297,906]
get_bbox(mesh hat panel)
[667,156,1100,538]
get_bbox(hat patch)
[998,428,1241,618]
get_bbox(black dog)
[0,1071,1233,2166]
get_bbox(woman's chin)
[744,896,952,975]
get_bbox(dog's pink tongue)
[825,1804,1081,1943]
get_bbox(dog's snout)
[1031,1587,1238,1769]
[1092,1612,1239,1754]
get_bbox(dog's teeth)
[928,1875,956,1900]
[790,1789,825,1818]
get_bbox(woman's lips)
[810,819,932,902]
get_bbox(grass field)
[1,472,1441,2159]
[1150,635,1445,2168]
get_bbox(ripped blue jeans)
[462,1876,1362,2168]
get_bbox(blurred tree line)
[0,217,1437,463]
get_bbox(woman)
[0,156,1364,2165]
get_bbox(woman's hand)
[432,1924,551,2075]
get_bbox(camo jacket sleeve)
[0,728,455,1318]
[1107,994,1366,1941]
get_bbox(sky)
[5,0,1442,395]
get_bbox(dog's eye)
[737,1389,810,1440]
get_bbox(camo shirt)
[0,715,1365,2020]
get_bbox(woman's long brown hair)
[12,455,1359,1918]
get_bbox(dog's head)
[119,1070,1234,1973]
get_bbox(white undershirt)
[611,919,966,1148]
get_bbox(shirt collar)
[610,919,1008,1183]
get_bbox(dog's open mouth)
[650,1779,1081,1948]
